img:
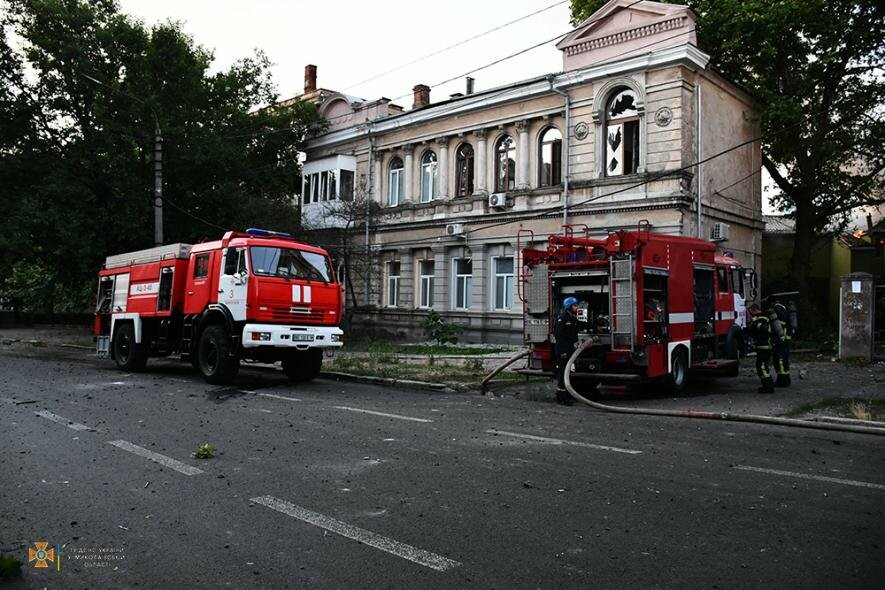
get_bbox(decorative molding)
[515,120,529,133]
[564,17,688,57]
[436,136,450,147]
[654,106,673,127]
[574,121,590,141]
[473,128,488,140]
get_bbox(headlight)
[250,332,271,341]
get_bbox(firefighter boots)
[757,377,775,394]
[775,374,791,387]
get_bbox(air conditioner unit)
[710,222,730,242]
[489,193,513,209]
[445,223,465,236]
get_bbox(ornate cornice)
[564,16,688,57]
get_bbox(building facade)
[297,0,763,343]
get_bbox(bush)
[420,310,462,346]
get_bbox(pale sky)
[118,0,573,105]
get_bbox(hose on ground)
[481,349,530,393]
[563,339,885,437]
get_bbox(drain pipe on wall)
[563,339,885,436]
[365,125,374,306]
[695,82,703,238]
[549,77,570,226]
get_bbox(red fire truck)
[94,228,343,384]
[520,224,757,393]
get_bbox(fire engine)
[94,228,343,384]
[520,223,757,393]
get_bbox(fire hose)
[562,339,885,437]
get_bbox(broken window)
[606,89,640,176]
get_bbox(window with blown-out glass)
[420,151,438,203]
[455,143,474,197]
[494,135,516,192]
[538,127,562,187]
[605,88,640,176]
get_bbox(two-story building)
[296,0,763,343]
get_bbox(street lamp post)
[81,73,164,245]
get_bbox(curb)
[321,371,459,394]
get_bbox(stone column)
[402,144,414,204]
[516,119,530,190]
[437,137,450,199]
[398,248,414,308]
[432,244,447,310]
[373,153,383,204]
[473,129,488,195]
[470,243,487,311]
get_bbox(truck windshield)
[250,247,332,282]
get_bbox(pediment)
[556,0,694,52]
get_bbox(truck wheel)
[282,349,323,382]
[198,325,239,384]
[664,348,688,394]
[723,327,742,377]
[113,322,147,371]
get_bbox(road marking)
[486,429,642,455]
[107,440,203,476]
[333,406,433,423]
[35,410,95,432]
[257,393,302,402]
[250,495,460,572]
[735,465,885,491]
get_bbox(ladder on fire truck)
[610,255,635,352]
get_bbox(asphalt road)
[2,344,884,589]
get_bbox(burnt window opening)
[495,135,516,192]
[605,88,640,176]
[539,127,562,187]
[456,143,474,197]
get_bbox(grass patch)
[782,397,885,421]
[328,354,488,386]
[191,443,216,459]
[0,554,22,580]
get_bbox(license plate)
[291,334,314,342]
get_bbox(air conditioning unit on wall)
[710,222,730,242]
[489,193,513,209]
[446,223,465,236]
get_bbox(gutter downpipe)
[696,82,703,238]
[365,123,374,306]
[549,77,570,226]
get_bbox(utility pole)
[153,123,163,246]
[81,73,163,245]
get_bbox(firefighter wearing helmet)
[553,296,582,405]
[748,303,775,393]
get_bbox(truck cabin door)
[220,246,248,321]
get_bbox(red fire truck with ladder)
[519,222,757,394]
[94,228,343,384]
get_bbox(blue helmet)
[563,296,578,309]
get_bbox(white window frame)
[388,163,403,207]
[420,151,438,203]
[419,259,435,309]
[491,256,515,310]
[451,257,472,310]
[302,155,357,204]
[386,261,400,308]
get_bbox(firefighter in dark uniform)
[553,296,581,405]
[770,298,792,387]
[748,303,775,393]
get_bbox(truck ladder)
[610,256,635,351]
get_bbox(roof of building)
[763,215,795,233]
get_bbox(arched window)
[388,157,404,207]
[455,143,474,197]
[605,88,640,175]
[538,127,562,187]
[495,135,516,192]
[420,151,438,203]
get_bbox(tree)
[570,0,885,309]
[0,0,323,312]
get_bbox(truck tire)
[723,326,742,377]
[113,322,147,371]
[198,325,239,384]
[663,347,688,394]
[282,349,323,382]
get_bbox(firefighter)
[770,298,792,387]
[748,303,775,393]
[553,296,582,405]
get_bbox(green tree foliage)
[0,0,323,312]
[570,0,884,303]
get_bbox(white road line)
[333,406,433,423]
[250,495,460,572]
[107,440,203,476]
[735,465,885,491]
[257,393,302,402]
[35,410,95,432]
[486,429,642,455]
